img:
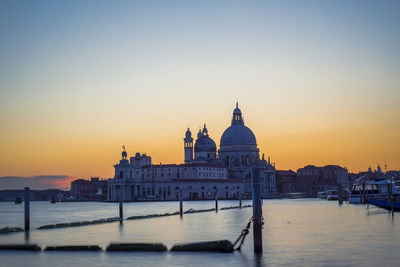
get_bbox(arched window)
[245,155,250,166]
[226,156,230,165]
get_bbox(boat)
[15,197,22,204]
[367,197,400,212]
[50,198,57,204]
[317,191,327,199]
[348,175,392,204]
[135,195,163,201]
[326,190,338,200]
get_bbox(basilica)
[107,103,276,201]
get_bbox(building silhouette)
[107,103,276,201]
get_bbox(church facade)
[107,103,276,201]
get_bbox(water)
[1,199,399,266]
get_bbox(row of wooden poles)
[22,168,264,254]
[118,189,243,220]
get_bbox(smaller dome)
[194,135,217,152]
[122,151,127,158]
[135,152,141,157]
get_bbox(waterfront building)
[0,189,68,201]
[71,177,108,201]
[107,103,276,201]
[275,170,297,193]
[279,165,349,197]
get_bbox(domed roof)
[220,124,257,146]
[195,135,217,152]
[220,103,257,146]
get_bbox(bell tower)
[184,128,193,163]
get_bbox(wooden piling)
[119,191,123,223]
[24,187,30,231]
[179,189,183,217]
[215,190,218,212]
[389,181,394,215]
[362,182,366,204]
[239,192,242,208]
[338,184,343,205]
[251,168,263,254]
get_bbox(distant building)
[0,190,36,201]
[275,170,297,193]
[35,189,68,201]
[71,177,108,200]
[278,165,349,197]
[348,166,400,187]
[0,189,68,201]
[107,103,276,201]
[387,171,400,181]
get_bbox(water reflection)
[254,253,263,267]
[0,199,399,266]
[24,231,29,243]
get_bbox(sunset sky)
[1,0,399,183]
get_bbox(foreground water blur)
[0,199,399,266]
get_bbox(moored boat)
[367,198,400,212]
[317,191,327,199]
[326,190,338,200]
[348,175,393,204]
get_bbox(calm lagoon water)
[0,199,399,266]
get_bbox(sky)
[0,0,399,186]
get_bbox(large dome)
[220,124,257,146]
[194,135,217,152]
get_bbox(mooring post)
[179,189,183,217]
[215,189,218,212]
[119,191,123,223]
[338,183,343,205]
[239,192,242,208]
[252,168,263,254]
[389,181,394,215]
[24,187,30,231]
[362,182,366,204]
